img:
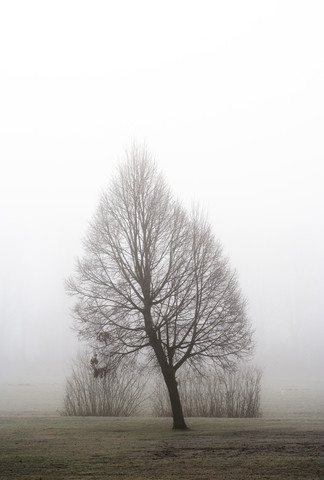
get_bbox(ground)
[0,416,323,479]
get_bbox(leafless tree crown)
[67,148,253,380]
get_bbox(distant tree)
[66,147,253,429]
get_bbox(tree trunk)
[163,369,188,430]
[143,310,187,429]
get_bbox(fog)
[1,1,324,412]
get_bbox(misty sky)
[1,1,323,391]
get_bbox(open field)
[0,415,323,479]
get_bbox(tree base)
[172,422,188,430]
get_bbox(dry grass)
[0,415,323,479]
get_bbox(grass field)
[0,415,323,479]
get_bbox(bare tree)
[66,147,253,429]
[61,350,146,416]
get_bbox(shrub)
[61,351,146,416]
[152,364,262,418]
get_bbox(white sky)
[1,1,323,391]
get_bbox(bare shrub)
[61,351,146,416]
[152,365,262,418]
